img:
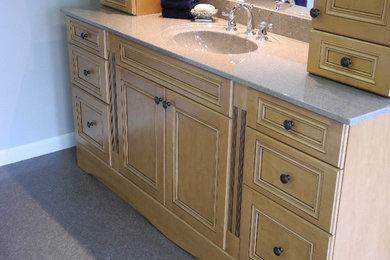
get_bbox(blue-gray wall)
[0,0,99,165]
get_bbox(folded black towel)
[162,8,193,19]
[161,0,199,10]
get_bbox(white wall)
[0,0,99,165]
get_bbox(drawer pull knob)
[83,69,91,76]
[310,8,320,18]
[86,121,96,128]
[80,32,89,40]
[340,57,352,68]
[283,120,294,130]
[280,174,291,184]
[154,96,163,104]
[273,247,284,256]
[162,101,171,109]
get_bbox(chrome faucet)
[222,3,255,36]
[275,0,295,10]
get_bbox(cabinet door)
[165,90,231,247]
[116,68,165,204]
[312,0,390,45]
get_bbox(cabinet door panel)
[117,68,165,204]
[313,0,390,45]
[166,91,231,247]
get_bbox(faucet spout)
[224,3,255,36]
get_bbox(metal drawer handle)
[154,96,163,104]
[83,69,91,76]
[86,121,96,128]
[162,101,171,109]
[80,32,89,40]
[310,8,320,18]
[273,246,284,256]
[340,57,352,68]
[283,120,294,130]
[280,174,291,184]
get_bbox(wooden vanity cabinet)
[100,0,161,15]
[66,13,390,260]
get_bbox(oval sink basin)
[173,30,258,54]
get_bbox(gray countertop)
[63,7,390,125]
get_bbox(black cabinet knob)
[83,69,90,76]
[80,32,89,39]
[154,96,162,104]
[86,121,95,128]
[283,120,294,130]
[273,247,284,256]
[310,8,321,18]
[340,57,352,68]
[280,174,291,184]
[162,101,171,109]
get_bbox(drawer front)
[247,90,348,168]
[110,34,232,117]
[66,16,107,59]
[100,0,135,14]
[312,0,390,46]
[68,45,110,103]
[308,30,390,97]
[240,187,333,260]
[72,86,112,165]
[244,128,342,233]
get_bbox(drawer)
[100,0,135,14]
[66,16,107,59]
[244,127,342,233]
[110,34,232,117]
[68,44,110,103]
[240,187,333,260]
[100,0,161,15]
[311,0,390,46]
[72,86,112,165]
[247,90,349,168]
[308,30,390,97]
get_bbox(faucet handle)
[268,23,273,32]
[222,9,237,31]
[257,21,272,41]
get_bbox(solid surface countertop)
[63,6,390,125]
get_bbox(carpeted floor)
[0,147,195,260]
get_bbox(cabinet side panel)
[333,112,390,259]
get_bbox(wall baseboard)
[0,132,76,167]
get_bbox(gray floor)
[0,147,195,260]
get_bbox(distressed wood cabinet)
[66,13,390,260]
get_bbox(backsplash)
[201,0,311,42]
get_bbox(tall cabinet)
[307,0,390,96]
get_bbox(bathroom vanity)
[64,6,390,260]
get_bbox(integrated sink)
[172,30,258,54]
